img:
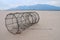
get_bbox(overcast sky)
[0,0,60,10]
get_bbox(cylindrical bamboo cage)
[5,12,40,34]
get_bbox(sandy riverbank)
[0,11,60,40]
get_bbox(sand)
[0,11,60,40]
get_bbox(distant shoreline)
[0,10,60,11]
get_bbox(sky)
[0,0,60,10]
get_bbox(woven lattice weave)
[5,12,40,34]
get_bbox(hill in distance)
[8,4,60,11]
